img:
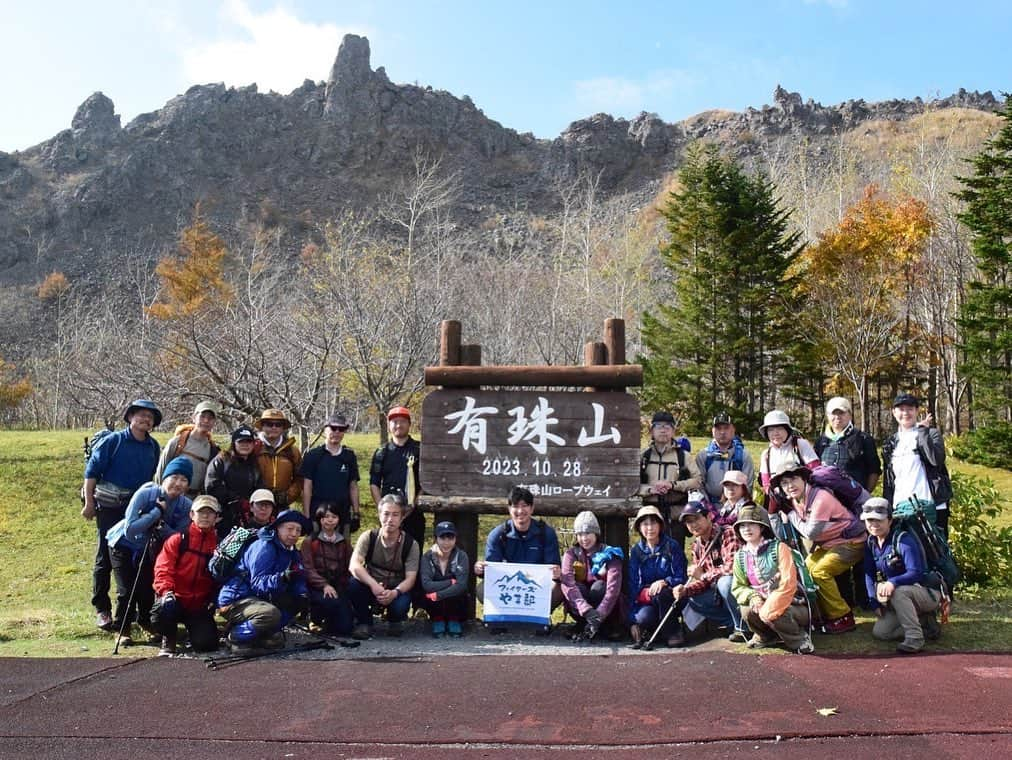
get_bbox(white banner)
[482,561,553,626]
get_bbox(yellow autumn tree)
[792,185,934,426]
[0,354,32,413]
[148,211,234,320]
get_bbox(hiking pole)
[643,528,722,652]
[113,537,151,655]
[205,639,333,670]
[286,621,361,648]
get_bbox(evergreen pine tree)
[955,94,1012,424]
[639,144,802,434]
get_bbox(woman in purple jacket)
[560,511,624,641]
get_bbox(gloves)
[425,592,438,602]
[584,609,602,639]
[282,562,304,583]
[157,591,179,620]
[348,513,361,533]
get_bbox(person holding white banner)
[475,486,563,632]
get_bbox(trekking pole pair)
[204,638,333,670]
[285,621,361,649]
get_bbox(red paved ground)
[2,651,1010,758]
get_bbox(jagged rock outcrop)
[0,32,1001,301]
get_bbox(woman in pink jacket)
[769,463,866,634]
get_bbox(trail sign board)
[420,390,641,499]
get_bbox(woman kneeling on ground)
[561,510,625,641]
[862,497,942,654]
[768,462,866,634]
[731,505,814,654]
[626,505,686,648]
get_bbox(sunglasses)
[262,421,284,428]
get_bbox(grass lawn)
[0,428,1009,657]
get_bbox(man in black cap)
[639,411,702,544]
[881,393,953,537]
[81,399,162,632]
[696,412,755,504]
[300,415,361,533]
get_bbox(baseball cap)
[434,521,457,537]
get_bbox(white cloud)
[181,0,366,93]
[573,69,697,115]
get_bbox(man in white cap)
[814,397,881,491]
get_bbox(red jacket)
[154,522,218,613]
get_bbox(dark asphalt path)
[2,651,1010,758]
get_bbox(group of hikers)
[80,392,954,657]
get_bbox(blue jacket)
[84,429,160,492]
[106,483,191,553]
[484,519,561,566]
[627,535,687,624]
[218,526,308,608]
[864,528,930,610]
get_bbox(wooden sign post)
[418,319,643,617]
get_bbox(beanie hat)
[573,510,601,536]
[162,457,193,483]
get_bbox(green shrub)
[949,471,1012,587]
[950,422,1012,471]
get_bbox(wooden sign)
[421,390,641,499]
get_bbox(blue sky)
[2,0,1008,152]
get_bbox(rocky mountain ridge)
[0,33,1000,288]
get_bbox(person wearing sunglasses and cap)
[254,408,303,513]
[300,415,361,535]
[369,406,424,547]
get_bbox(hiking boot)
[746,634,779,649]
[921,613,942,641]
[824,612,856,634]
[157,636,176,657]
[727,630,749,644]
[387,620,404,637]
[262,632,286,650]
[447,620,463,637]
[896,639,924,654]
[351,624,372,640]
[96,611,114,631]
[795,633,815,655]
[431,620,446,638]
